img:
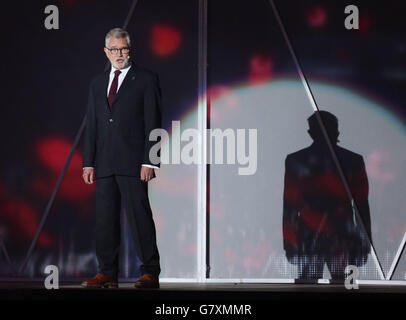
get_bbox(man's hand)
[82,168,95,184]
[140,166,155,182]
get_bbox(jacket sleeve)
[143,73,162,167]
[83,80,97,168]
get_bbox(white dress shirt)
[107,63,131,95]
[84,63,158,170]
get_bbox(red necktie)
[108,69,121,108]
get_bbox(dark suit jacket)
[83,63,162,179]
[282,142,371,262]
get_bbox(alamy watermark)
[344,265,359,289]
[44,5,59,30]
[149,121,257,175]
[344,5,359,30]
[44,265,59,289]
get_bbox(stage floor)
[1,282,406,300]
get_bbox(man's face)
[104,37,131,70]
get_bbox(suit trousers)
[95,175,160,280]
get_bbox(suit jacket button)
[109,119,114,122]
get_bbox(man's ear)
[103,47,109,57]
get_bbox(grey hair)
[105,28,131,47]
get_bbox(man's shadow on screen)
[282,111,372,282]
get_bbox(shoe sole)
[81,282,118,289]
[134,283,160,289]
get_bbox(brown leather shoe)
[81,273,118,288]
[134,273,159,289]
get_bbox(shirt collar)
[110,62,132,76]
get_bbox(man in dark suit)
[283,111,371,282]
[81,28,162,288]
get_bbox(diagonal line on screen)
[0,237,17,275]
[386,232,406,280]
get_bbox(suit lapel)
[102,70,111,114]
